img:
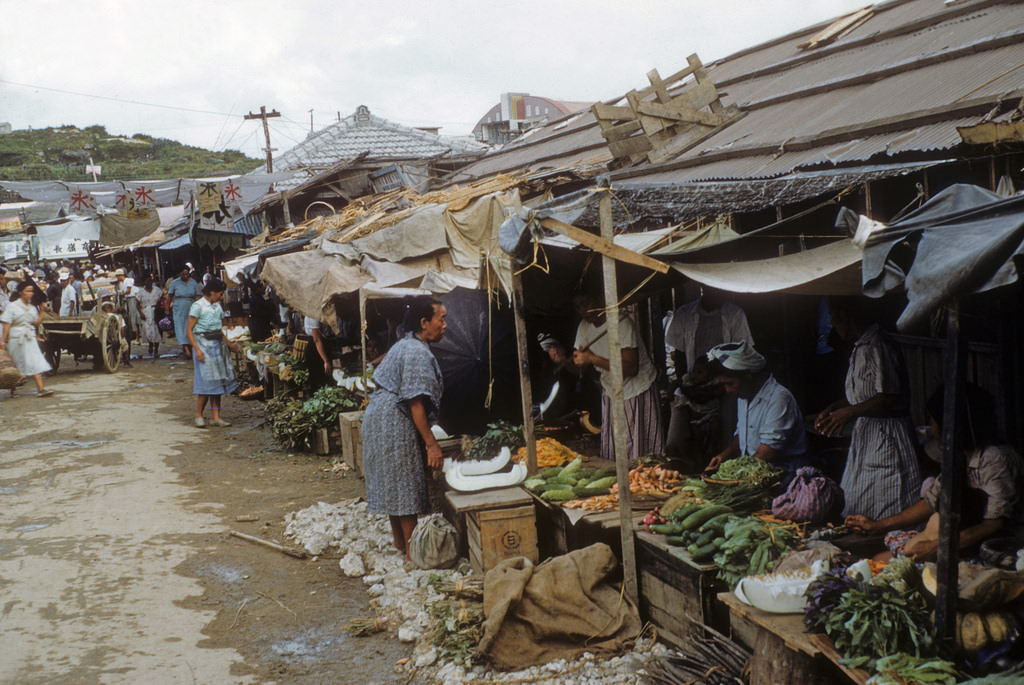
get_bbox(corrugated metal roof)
[272,106,486,191]
[446,0,1024,193]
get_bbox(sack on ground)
[772,465,843,524]
[409,514,458,570]
[0,349,19,389]
[477,542,642,670]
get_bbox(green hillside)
[0,125,262,182]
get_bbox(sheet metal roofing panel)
[668,45,1024,169]
[716,7,1024,109]
[706,0,999,86]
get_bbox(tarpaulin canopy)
[259,249,371,326]
[671,238,863,295]
[34,216,100,259]
[861,184,1024,330]
[99,209,161,246]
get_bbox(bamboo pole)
[511,267,538,474]
[599,188,639,604]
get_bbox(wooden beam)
[635,100,724,127]
[958,121,1024,146]
[608,136,654,161]
[936,301,967,649]
[592,103,635,121]
[511,268,538,475]
[600,119,644,143]
[598,191,639,605]
[539,217,669,274]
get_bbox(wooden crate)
[443,487,535,559]
[467,503,538,575]
[338,411,363,473]
[635,531,728,647]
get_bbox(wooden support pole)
[511,267,538,475]
[599,189,639,605]
[935,300,967,647]
[359,289,368,402]
[539,217,669,274]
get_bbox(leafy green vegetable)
[266,386,360,449]
[865,653,957,685]
[464,420,524,461]
[708,455,782,486]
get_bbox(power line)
[0,78,236,117]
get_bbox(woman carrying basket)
[186,278,239,427]
[0,281,53,397]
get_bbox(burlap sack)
[0,349,20,389]
[477,542,642,670]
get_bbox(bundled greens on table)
[684,456,783,513]
[464,420,524,461]
[804,557,936,672]
[707,455,782,486]
[266,386,361,449]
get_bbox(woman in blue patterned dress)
[185,278,239,428]
[361,296,447,560]
[815,297,921,520]
[168,266,203,359]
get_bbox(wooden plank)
[600,190,638,607]
[510,268,538,474]
[538,217,669,274]
[468,503,538,574]
[633,55,702,100]
[600,119,644,143]
[591,103,635,121]
[635,100,723,127]
[719,592,823,657]
[444,487,534,514]
[608,136,653,161]
[958,120,1024,145]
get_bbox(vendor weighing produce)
[704,341,807,487]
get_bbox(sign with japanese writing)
[68,186,97,213]
[196,181,234,230]
[0,236,31,262]
[35,219,100,260]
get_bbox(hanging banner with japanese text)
[36,218,101,259]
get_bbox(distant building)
[0,123,12,135]
[473,94,592,145]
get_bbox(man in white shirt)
[59,272,80,317]
[569,293,663,462]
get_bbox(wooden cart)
[40,310,121,373]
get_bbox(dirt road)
[0,351,410,683]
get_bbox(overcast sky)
[1,1,869,160]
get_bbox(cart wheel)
[100,316,121,373]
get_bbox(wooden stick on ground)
[229,530,309,559]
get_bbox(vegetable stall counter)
[718,591,869,685]
[635,530,727,648]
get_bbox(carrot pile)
[513,438,583,468]
[609,464,683,498]
[563,493,619,511]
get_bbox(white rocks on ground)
[284,499,673,684]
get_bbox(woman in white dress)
[0,281,53,397]
[136,276,163,358]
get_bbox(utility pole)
[308,108,314,133]
[244,106,281,173]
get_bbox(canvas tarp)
[652,220,741,254]
[671,238,864,295]
[861,183,1024,330]
[99,209,161,246]
[35,217,101,259]
[321,204,450,262]
[259,249,370,326]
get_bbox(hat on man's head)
[58,272,69,281]
[114,268,126,276]
[707,341,766,372]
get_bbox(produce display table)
[635,530,727,647]
[718,592,869,685]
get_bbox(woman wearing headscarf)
[361,296,447,561]
[0,281,53,397]
[815,297,920,521]
[137,276,163,358]
[186,278,239,427]
[167,266,203,359]
[704,341,806,486]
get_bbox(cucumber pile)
[648,501,800,586]
[522,458,618,501]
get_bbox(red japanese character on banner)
[69,188,96,212]
[222,180,242,205]
[115,189,136,214]
[134,185,155,207]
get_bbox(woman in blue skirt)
[186,278,239,427]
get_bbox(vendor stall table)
[635,530,727,647]
[443,487,538,574]
[718,592,869,685]
[526,485,649,559]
